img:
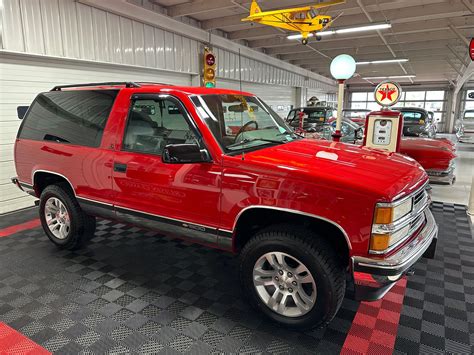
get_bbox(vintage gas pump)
[363,81,403,153]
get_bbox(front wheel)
[240,225,346,330]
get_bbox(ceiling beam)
[167,0,238,18]
[448,24,471,46]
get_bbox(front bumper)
[426,165,455,184]
[351,208,438,301]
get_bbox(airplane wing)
[242,0,345,22]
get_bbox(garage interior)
[0,0,473,354]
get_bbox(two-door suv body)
[13,82,438,329]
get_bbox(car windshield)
[399,110,426,122]
[193,94,299,153]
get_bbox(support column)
[295,87,307,108]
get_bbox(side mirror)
[162,144,212,164]
[17,106,29,119]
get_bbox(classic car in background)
[302,116,457,184]
[286,105,336,131]
[392,107,437,138]
[456,109,474,143]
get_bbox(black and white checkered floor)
[0,202,472,354]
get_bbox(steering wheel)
[234,121,259,143]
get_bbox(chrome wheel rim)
[44,197,70,240]
[253,252,317,317]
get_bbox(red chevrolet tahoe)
[13,82,438,330]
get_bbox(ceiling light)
[357,59,409,65]
[336,23,391,34]
[362,75,416,80]
[287,23,391,40]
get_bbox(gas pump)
[363,81,403,153]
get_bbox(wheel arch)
[33,170,76,197]
[233,206,352,266]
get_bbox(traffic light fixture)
[203,47,216,88]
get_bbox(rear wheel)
[39,184,95,250]
[240,225,346,330]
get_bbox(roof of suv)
[52,82,253,96]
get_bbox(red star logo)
[378,84,397,101]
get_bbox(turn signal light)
[369,233,390,252]
[374,207,393,224]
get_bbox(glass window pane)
[465,101,474,110]
[425,101,444,111]
[351,92,368,101]
[405,91,425,101]
[408,102,425,109]
[123,98,198,155]
[351,102,367,110]
[434,112,443,121]
[19,90,117,147]
[367,102,380,111]
[426,91,444,100]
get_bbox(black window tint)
[123,98,199,155]
[19,90,118,147]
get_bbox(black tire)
[239,224,346,330]
[39,183,94,250]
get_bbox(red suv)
[13,82,438,329]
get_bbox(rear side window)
[18,90,118,147]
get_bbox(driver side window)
[123,98,199,155]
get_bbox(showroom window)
[349,90,447,122]
[460,89,474,112]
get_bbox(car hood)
[242,139,428,201]
[400,138,456,157]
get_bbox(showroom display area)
[0,0,473,354]
[0,202,472,353]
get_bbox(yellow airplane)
[242,0,345,45]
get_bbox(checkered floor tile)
[0,203,472,354]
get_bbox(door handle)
[114,163,127,173]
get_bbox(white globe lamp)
[330,54,356,141]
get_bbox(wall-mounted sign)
[374,81,402,108]
[470,38,474,61]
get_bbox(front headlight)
[370,198,413,253]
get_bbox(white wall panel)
[154,28,165,69]
[92,8,109,62]
[164,31,174,71]
[40,0,63,57]
[173,34,183,73]
[190,39,199,74]
[182,36,191,73]
[144,24,156,68]
[120,17,134,65]
[132,21,145,67]
[19,0,45,54]
[107,12,122,63]
[77,3,94,60]
[58,0,80,58]
[2,0,24,52]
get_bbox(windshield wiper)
[227,137,286,150]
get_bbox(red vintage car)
[13,83,437,329]
[303,114,457,184]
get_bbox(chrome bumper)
[427,166,455,184]
[351,209,438,301]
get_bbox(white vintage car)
[456,109,474,143]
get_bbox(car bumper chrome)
[426,166,455,184]
[351,209,438,301]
